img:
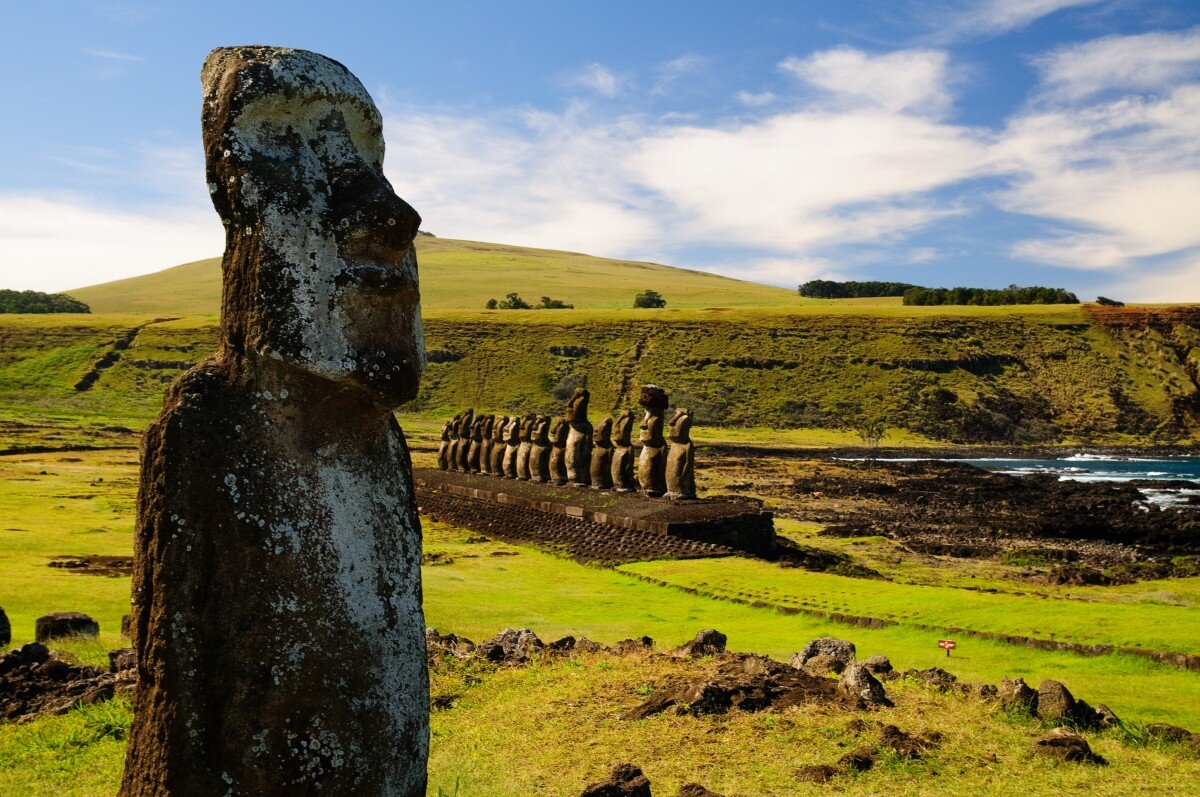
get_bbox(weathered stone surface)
[531,415,552,482]
[502,416,521,478]
[1031,727,1106,764]
[35,612,99,642]
[796,653,845,676]
[863,654,892,674]
[581,763,652,797]
[437,420,453,470]
[611,409,638,492]
[455,408,475,472]
[636,386,668,497]
[550,418,569,485]
[0,606,9,647]
[109,647,136,673]
[675,629,727,657]
[793,637,857,668]
[1,642,135,722]
[1093,704,1121,729]
[1144,723,1193,743]
[1036,680,1079,724]
[120,46,428,796]
[426,629,477,660]
[447,414,463,471]
[665,407,696,500]
[490,415,509,476]
[479,415,495,475]
[480,628,544,664]
[999,676,1038,712]
[516,414,535,481]
[590,417,614,489]
[838,663,889,705]
[565,387,594,487]
[467,415,485,473]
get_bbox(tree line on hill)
[484,289,668,310]
[0,290,90,314]
[798,280,1079,306]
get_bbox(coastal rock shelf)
[414,468,776,561]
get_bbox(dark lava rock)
[581,763,652,796]
[120,613,131,638]
[794,764,840,783]
[480,628,544,663]
[878,724,942,759]
[792,637,856,668]
[838,663,890,706]
[999,676,1038,712]
[837,746,877,772]
[678,784,723,797]
[0,606,9,647]
[34,612,99,642]
[796,653,846,676]
[574,638,604,654]
[863,654,892,674]
[1094,704,1121,729]
[623,654,846,720]
[549,635,578,652]
[1031,727,1106,764]
[902,667,959,691]
[613,636,655,655]
[1144,723,1194,743]
[1035,680,1075,722]
[426,628,477,659]
[0,642,134,721]
[108,647,135,673]
[675,629,727,657]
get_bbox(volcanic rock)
[426,629,477,660]
[792,637,857,669]
[0,642,134,721]
[0,606,9,647]
[480,628,545,663]
[35,612,99,642]
[581,763,652,797]
[999,676,1038,712]
[613,636,655,655]
[675,629,727,657]
[863,654,892,674]
[838,663,890,705]
[1144,723,1194,743]
[1031,727,1106,764]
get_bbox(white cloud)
[937,0,1104,38]
[0,195,221,293]
[86,48,142,61]
[565,63,624,98]
[1034,27,1200,101]
[736,90,776,107]
[652,54,706,95]
[780,48,953,116]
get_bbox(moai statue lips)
[565,387,592,487]
[666,407,696,500]
[120,47,428,797]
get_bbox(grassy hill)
[66,237,800,315]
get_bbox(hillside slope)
[66,237,799,314]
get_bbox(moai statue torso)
[489,415,508,476]
[455,408,474,472]
[437,420,453,470]
[516,414,534,480]
[467,416,485,473]
[610,409,637,492]
[479,415,495,475]
[665,408,696,499]
[447,415,462,471]
[590,418,614,489]
[636,385,669,497]
[121,46,428,797]
[548,418,569,486]
[502,416,521,478]
[564,387,593,487]
[530,415,552,482]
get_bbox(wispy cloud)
[652,54,706,95]
[85,48,142,61]
[564,63,625,98]
[934,0,1106,39]
[779,47,955,116]
[1032,26,1200,101]
[736,90,776,107]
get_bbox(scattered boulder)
[678,784,723,797]
[863,654,892,674]
[902,667,958,691]
[1144,723,1193,743]
[1035,680,1075,723]
[613,636,655,656]
[794,764,840,783]
[581,763,652,796]
[480,628,544,663]
[108,647,135,673]
[1031,727,1106,764]
[573,637,604,654]
[0,606,9,647]
[792,637,856,669]
[426,628,477,659]
[549,635,578,652]
[34,612,98,642]
[796,653,846,676]
[838,663,890,706]
[1094,704,1121,729]
[675,629,727,658]
[999,676,1038,712]
[0,642,134,721]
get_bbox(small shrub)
[1096,296,1125,307]
[633,290,667,309]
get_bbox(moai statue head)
[533,415,551,445]
[638,384,668,446]
[613,409,636,446]
[594,417,613,447]
[519,414,535,442]
[493,415,509,443]
[504,415,521,444]
[451,413,464,437]
[471,415,485,441]
[565,387,590,424]
[668,407,694,443]
[481,414,495,439]
[458,408,474,437]
[550,418,569,446]
[201,46,423,407]
[440,420,452,442]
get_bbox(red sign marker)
[938,639,957,657]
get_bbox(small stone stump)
[35,612,99,642]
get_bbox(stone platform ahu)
[120,47,428,795]
[430,384,776,557]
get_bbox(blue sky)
[2,1,1199,300]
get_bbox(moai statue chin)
[636,385,669,497]
[502,415,521,478]
[120,46,428,797]
[564,387,593,487]
[516,414,535,481]
[455,407,474,472]
[549,417,569,486]
[437,419,453,470]
[467,415,485,473]
[489,415,508,476]
[479,415,495,475]
[447,414,462,471]
[665,408,696,500]
[590,418,614,489]
[531,415,552,483]
[610,409,638,492]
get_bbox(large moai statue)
[447,413,463,471]
[611,409,638,491]
[502,415,521,478]
[666,407,696,500]
[549,418,569,486]
[590,418,614,489]
[467,415,485,473]
[120,46,428,796]
[637,385,669,497]
[455,407,475,472]
[437,420,453,470]
[531,414,552,482]
[489,415,508,476]
[479,415,495,475]
[516,414,535,480]
[564,387,593,487]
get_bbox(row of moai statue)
[437,385,696,499]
